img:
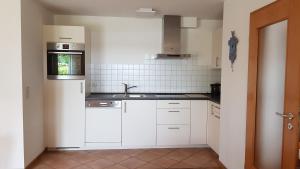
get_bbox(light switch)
[25,86,30,99]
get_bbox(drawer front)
[157,109,190,125]
[157,100,190,109]
[157,125,190,145]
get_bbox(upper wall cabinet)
[211,28,223,69]
[44,25,85,43]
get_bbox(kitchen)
[42,12,223,168]
[1,0,300,169]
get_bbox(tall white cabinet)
[44,25,88,148]
[211,28,223,69]
[122,100,157,147]
[45,80,85,148]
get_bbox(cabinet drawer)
[157,100,190,109]
[44,25,85,43]
[157,125,190,145]
[157,109,190,124]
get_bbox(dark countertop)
[86,93,220,105]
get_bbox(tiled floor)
[28,148,226,169]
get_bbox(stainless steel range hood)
[157,15,191,59]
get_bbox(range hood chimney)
[157,15,191,59]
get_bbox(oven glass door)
[47,51,85,79]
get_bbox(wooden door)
[245,0,300,169]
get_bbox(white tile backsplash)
[90,57,221,93]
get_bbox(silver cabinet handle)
[168,127,180,130]
[276,112,294,120]
[168,103,180,105]
[47,51,83,55]
[80,82,83,94]
[124,101,127,113]
[216,57,219,67]
[59,37,72,40]
[168,110,180,113]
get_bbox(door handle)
[80,82,83,94]
[124,102,127,113]
[275,112,294,120]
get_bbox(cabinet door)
[44,25,85,43]
[45,80,85,148]
[122,100,156,147]
[207,102,220,154]
[207,102,215,149]
[212,28,223,69]
[191,100,208,144]
[86,108,121,143]
[157,125,190,146]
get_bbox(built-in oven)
[47,42,85,80]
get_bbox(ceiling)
[38,0,224,19]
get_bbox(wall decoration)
[228,31,239,72]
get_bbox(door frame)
[245,0,300,169]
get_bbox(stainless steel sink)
[127,94,147,98]
[112,94,147,98]
[112,94,125,98]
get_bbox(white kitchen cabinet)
[157,109,190,125]
[191,100,208,145]
[157,125,190,146]
[207,102,220,154]
[211,28,223,69]
[85,107,121,143]
[43,25,85,43]
[157,100,191,146]
[45,80,85,148]
[122,100,156,147]
[157,100,190,109]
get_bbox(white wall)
[54,15,222,66]
[0,0,25,168]
[21,0,53,166]
[219,0,276,169]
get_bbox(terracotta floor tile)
[169,161,195,168]
[104,153,130,163]
[72,165,92,169]
[163,150,193,161]
[30,148,224,169]
[89,150,121,159]
[85,158,115,169]
[105,164,129,169]
[136,151,162,162]
[70,152,99,164]
[119,158,146,169]
[148,148,174,156]
[27,163,53,169]
[122,149,145,157]
[136,163,162,169]
[150,157,178,168]
[182,154,214,167]
[43,158,80,169]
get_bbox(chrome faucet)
[122,83,137,96]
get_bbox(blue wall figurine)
[228,31,238,72]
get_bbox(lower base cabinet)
[157,125,190,145]
[122,100,156,147]
[191,100,208,144]
[207,102,220,154]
